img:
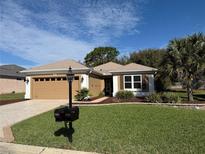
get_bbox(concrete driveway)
[0,99,67,139]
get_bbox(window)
[124,76,132,89]
[124,75,142,90]
[40,78,44,81]
[57,77,61,81]
[133,75,141,89]
[74,76,79,80]
[34,78,39,82]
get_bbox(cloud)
[0,0,95,64]
[0,20,94,64]
[0,0,142,64]
[81,0,140,38]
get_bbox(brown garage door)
[32,76,80,99]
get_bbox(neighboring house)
[21,59,157,99]
[0,65,25,94]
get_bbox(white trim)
[20,68,90,75]
[110,69,157,73]
[148,74,155,93]
[113,76,118,96]
[123,75,142,91]
[81,74,89,89]
[21,68,90,73]
[25,76,31,99]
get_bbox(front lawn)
[0,92,25,101]
[12,105,205,153]
[167,89,205,102]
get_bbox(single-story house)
[21,59,157,99]
[0,65,25,94]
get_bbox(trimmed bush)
[115,90,134,100]
[146,92,181,103]
[162,92,181,103]
[145,93,162,103]
[75,88,89,101]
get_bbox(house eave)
[21,68,91,75]
[110,69,158,75]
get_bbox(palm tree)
[161,33,205,102]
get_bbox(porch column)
[148,74,154,93]
[113,75,118,96]
[25,76,31,99]
[81,74,89,89]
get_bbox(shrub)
[162,92,181,103]
[115,90,134,100]
[75,88,89,101]
[98,91,105,97]
[145,93,162,103]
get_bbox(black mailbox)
[54,106,79,122]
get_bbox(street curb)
[0,142,97,154]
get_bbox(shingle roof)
[93,62,123,75]
[0,64,25,78]
[122,63,157,71]
[22,60,157,75]
[21,59,90,74]
[94,62,157,75]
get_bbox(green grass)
[166,89,205,101]
[0,92,25,101]
[12,105,205,154]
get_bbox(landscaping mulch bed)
[76,96,205,105]
[0,99,26,106]
[100,97,145,103]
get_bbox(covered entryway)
[104,77,113,96]
[31,76,80,99]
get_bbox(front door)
[104,78,113,96]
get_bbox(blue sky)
[0,0,205,68]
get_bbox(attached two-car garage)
[21,59,91,99]
[31,75,80,99]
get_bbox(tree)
[161,33,205,101]
[115,55,130,65]
[84,47,119,67]
[129,48,166,68]
[127,49,168,91]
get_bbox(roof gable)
[94,62,123,71]
[94,62,123,75]
[21,59,90,75]
[124,63,157,71]
[28,59,88,71]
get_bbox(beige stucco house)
[21,59,157,99]
[0,65,25,94]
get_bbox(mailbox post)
[54,66,79,142]
[67,66,74,129]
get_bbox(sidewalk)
[0,142,96,154]
[73,96,109,104]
